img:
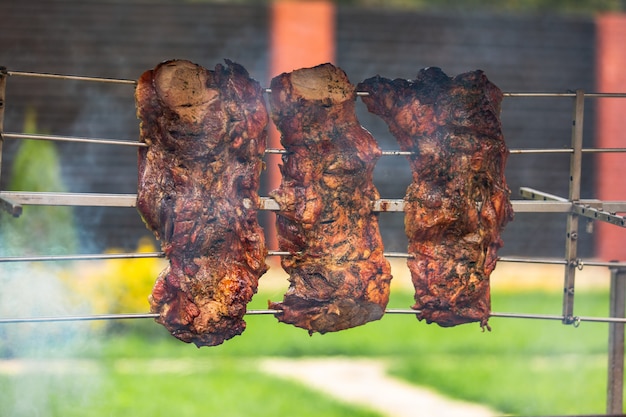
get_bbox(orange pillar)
[595,14,626,261]
[265,0,335,251]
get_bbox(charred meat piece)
[135,59,268,346]
[268,63,392,334]
[358,67,513,329]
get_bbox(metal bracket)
[572,204,626,227]
[520,187,626,228]
[0,196,22,217]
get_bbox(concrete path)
[259,357,499,417]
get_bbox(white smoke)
[0,261,102,416]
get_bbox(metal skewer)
[2,310,626,324]
[4,132,626,156]
[2,132,147,147]
[0,250,408,263]
[6,69,626,99]
[0,191,587,213]
[6,70,136,85]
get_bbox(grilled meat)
[268,63,392,334]
[358,67,513,329]
[135,59,268,346]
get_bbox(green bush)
[0,107,77,255]
[62,238,165,317]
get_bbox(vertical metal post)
[562,89,584,324]
[0,67,7,186]
[607,267,626,415]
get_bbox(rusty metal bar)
[607,267,626,414]
[562,89,585,325]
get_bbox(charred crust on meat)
[136,59,268,347]
[358,67,513,330]
[268,63,392,334]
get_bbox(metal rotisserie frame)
[1,67,626,413]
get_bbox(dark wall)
[0,1,598,257]
[0,0,270,252]
[336,8,597,256]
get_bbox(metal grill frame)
[1,67,626,413]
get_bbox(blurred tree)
[0,108,77,256]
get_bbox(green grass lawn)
[1,363,382,417]
[0,289,617,416]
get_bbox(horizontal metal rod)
[2,132,146,147]
[581,147,626,153]
[0,250,411,263]
[4,132,626,156]
[0,191,571,214]
[5,251,626,277]
[266,148,414,156]
[578,260,626,268]
[11,133,626,155]
[6,70,136,85]
[575,93,626,98]
[6,71,626,99]
[508,200,571,213]
[498,256,567,265]
[267,147,626,155]
[0,252,164,263]
[1,191,623,228]
[0,250,619,280]
[0,309,283,324]
[0,313,159,323]
[503,92,578,98]
[502,92,626,98]
[520,187,569,202]
[0,251,614,269]
[509,148,626,154]
[5,191,620,214]
[489,312,567,321]
[510,148,572,154]
[2,310,625,324]
[492,313,626,324]
[0,191,137,207]
[264,88,626,99]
